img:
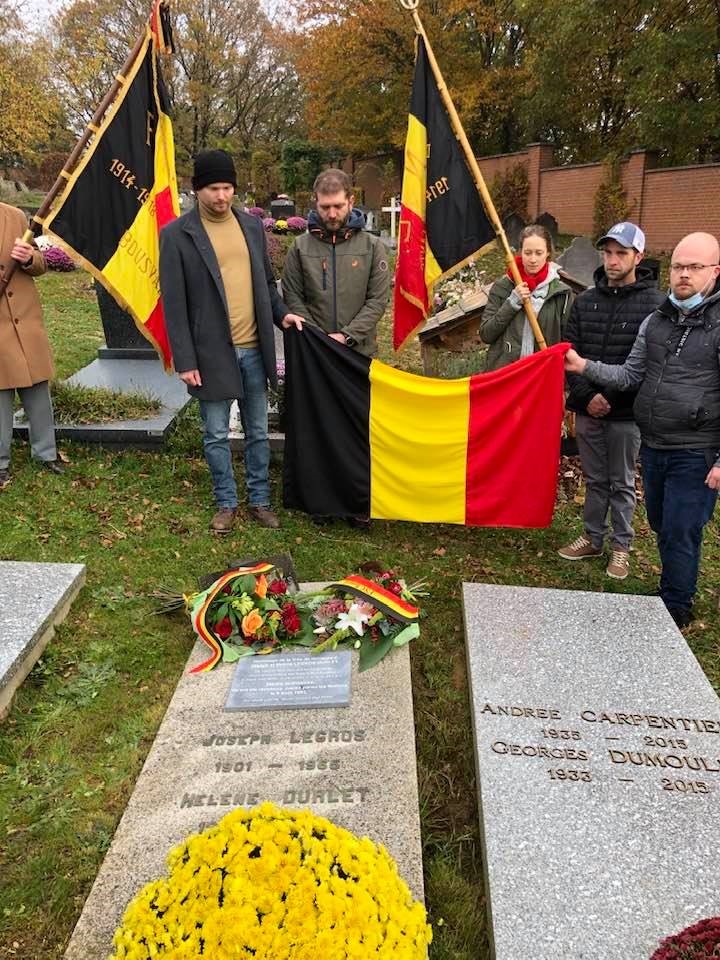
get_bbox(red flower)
[281,602,301,634]
[214,616,232,639]
[268,579,288,595]
[388,581,403,596]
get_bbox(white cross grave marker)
[382,195,401,239]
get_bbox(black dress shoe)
[347,516,371,530]
[41,460,66,475]
[311,515,334,526]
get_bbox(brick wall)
[539,163,605,236]
[641,165,720,252]
[475,143,720,253]
[477,150,529,184]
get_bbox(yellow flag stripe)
[369,360,469,524]
[401,114,427,219]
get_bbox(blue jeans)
[640,445,718,614]
[198,348,270,509]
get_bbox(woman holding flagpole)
[480,225,572,371]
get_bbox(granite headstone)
[536,211,558,244]
[502,212,526,249]
[0,561,85,717]
[64,583,423,958]
[464,583,720,960]
[557,236,602,288]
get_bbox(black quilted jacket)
[565,265,665,420]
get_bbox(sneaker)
[210,507,237,534]
[558,534,603,560]
[606,549,630,580]
[0,468,10,490]
[249,505,280,529]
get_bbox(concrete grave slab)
[64,583,423,958]
[13,359,191,450]
[464,583,720,960]
[0,560,85,718]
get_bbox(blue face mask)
[668,290,706,313]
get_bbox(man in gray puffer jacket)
[566,232,720,629]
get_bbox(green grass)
[48,381,161,424]
[0,269,717,960]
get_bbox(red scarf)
[507,255,550,292]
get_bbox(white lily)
[335,603,371,636]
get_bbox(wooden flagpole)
[400,0,547,350]
[0,1,169,298]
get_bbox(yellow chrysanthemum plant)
[111,802,432,960]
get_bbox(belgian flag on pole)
[42,4,179,368]
[393,36,496,351]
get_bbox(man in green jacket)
[282,169,389,357]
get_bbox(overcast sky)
[18,0,282,28]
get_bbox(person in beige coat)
[0,202,63,489]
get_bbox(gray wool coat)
[159,206,288,402]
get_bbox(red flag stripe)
[465,343,567,527]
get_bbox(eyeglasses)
[669,262,719,273]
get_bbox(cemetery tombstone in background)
[556,236,602,288]
[536,211,559,245]
[270,197,295,220]
[502,212,526,249]
[95,282,155,359]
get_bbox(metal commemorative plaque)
[224,651,352,711]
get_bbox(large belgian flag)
[283,327,567,528]
[42,11,179,368]
[393,37,496,351]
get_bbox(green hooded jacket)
[282,210,390,357]
[479,267,573,371]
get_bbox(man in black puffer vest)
[566,232,720,629]
[559,222,664,580]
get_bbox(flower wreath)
[161,563,425,674]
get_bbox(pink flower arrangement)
[247,206,265,218]
[262,217,275,231]
[286,215,308,234]
[43,246,76,272]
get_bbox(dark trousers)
[640,445,718,614]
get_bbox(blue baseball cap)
[597,222,645,253]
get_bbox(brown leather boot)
[209,507,237,534]
[248,505,280,529]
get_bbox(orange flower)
[241,609,264,637]
[255,574,268,599]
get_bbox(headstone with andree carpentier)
[464,583,720,960]
[63,583,423,959]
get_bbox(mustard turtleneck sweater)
[199,201,257,347]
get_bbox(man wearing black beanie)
[160,149,303,533]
